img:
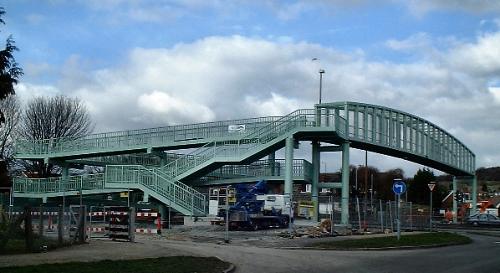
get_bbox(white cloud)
[245,93,302,116]
[15,83,60,103]
[405,0,500,16]
[24,62,53,78]
[447,32,500,76]
[17,30,500,173]
[489,86,500,103]
[138,90,215,124]
[385,33,432,51]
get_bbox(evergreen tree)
[0,7,23,123]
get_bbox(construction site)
[0,101,480,242]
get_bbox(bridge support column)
[341,142,350,226]
[268,152,276,176]
[158,203,167,227]
[472,175,477,215]
[61,163,69,195]
[284,136,294,197]
[143,192,149,203]
[311,141,320,222]
[452,176,457,223]
[62,163,69,181]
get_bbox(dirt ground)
[0,220,401,268]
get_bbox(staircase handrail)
[105,165,205,214]
[15,115,282,156]
[159,109,316,178]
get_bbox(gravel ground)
[0,220,425,268]
[156,220,397,248]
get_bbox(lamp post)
[319,69,325,104]
[312,58,325,104]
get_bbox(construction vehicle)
[219,180,291,230]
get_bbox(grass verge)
[0,237,72,255]
[0,256,230,273]
[310,232,471,250]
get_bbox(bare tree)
[19,95,94,177]
[0,95,20,160]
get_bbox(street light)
[312,58,325,104]
[319,69,325,104]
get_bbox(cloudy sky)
[3,0,500,176]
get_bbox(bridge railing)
[203,159,312,181]
[105,165,205,215]
[15,116,282,157]
[159,109,320,179]
[13,173,106,194]
[318,102,475,175]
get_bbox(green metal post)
[159,204,167,228]
[315,105,321,127]
[311,141,320,222]
[472,175,477,215]
[61,163,69,232]
[452,176,457,223]
[284,136,294,196]
[341,141,350,225]
[268,152,276,176]
[285,136,295,232]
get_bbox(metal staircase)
[13,108,334,216]
[104,165,205,215]
[158,109,317,180]
[13,167,206,216]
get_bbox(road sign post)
[225,186,231,243]
[392,179,406,240]
[428,183,436,232]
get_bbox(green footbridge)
[13,102,476,223]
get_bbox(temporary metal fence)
[318,196,433,231]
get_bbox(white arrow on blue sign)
[392,179,406,195]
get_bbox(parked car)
[466,213,500,227]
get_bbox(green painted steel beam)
[311,141,320,222]
[284,136,295,196]
[341,141,350,225]
[318,182,342,188]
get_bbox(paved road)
[156,233,500,273]
[0,232,499,273]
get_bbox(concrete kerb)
[276,232,472,251]
[216,256,236,273]
[278,241,469,251]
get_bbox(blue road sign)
[392,179,406,195]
